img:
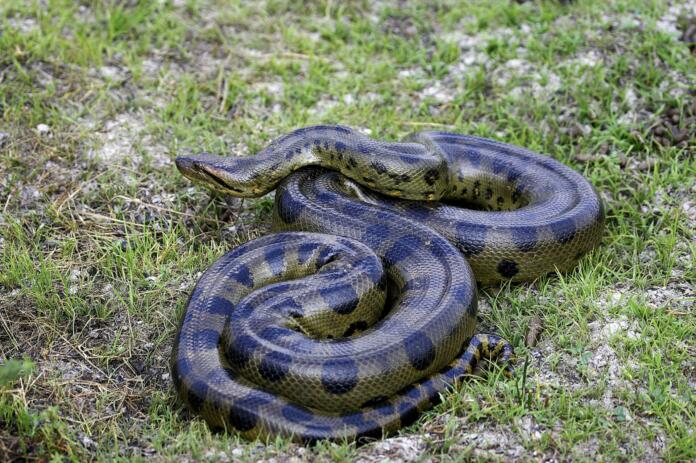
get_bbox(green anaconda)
[171,125,604,443]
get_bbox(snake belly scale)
[172,125,604,442]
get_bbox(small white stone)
[610,292,622,305]
[342,94,354,105]
[69,269,82,281]
[99,65,123,80]
[624,88,638,107]
[36,124,50,134]
[601,321,624,338]
[80,434,96,449]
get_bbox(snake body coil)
[172,126,604,442]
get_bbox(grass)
[0,0,694,461]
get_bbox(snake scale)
[171,125,604,443]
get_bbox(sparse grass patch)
[1,0,694,461]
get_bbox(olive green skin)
[171,125,604,443]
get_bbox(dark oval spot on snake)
[227,394,272,432]
[319,283,359,315]
[449,282,473,308]
[276,189,305,224]
[491,156,507,174]
[497,259,519,278]
[373,401,395,417]
[194,328,220,349]
[399,154,420,165]
[402,203,432,221]
[511,226,538,253]
[171,356,192,391]
[186,380,208,413]
[507,168,522,183]
[282,404,314,424]
[404,331,436,371]
[371,161,387,174]
[227,334,261,369]
[321,358,359,395]
[363,223,390,247]
[316,190,339,203]
[419,379,441,405]
[356,142,371,154]
[229,263,254,288]
[397,402,420,427]
[258,351,292,382]
[384,234,422,264]
[297,242,318,265]
[551,218,577,244]
[264,246,285,276]
[208,296,235,315]
[423,168,440,186]
[454,223,488,257]
[464,148,482,166]
[341,201,369,218]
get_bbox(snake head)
[175,153,256,196]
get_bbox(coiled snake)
[171,125,604,442]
